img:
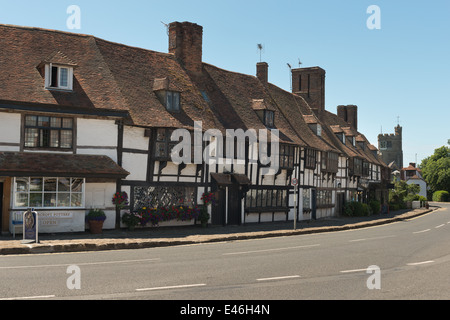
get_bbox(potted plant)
[121,211,141,231]
[86,209,106,234]
[112,191,129,210]
[199,192,215,227]
[198,206,210,227]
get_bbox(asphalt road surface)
[0,203,449,302]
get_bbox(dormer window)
[166,91,181,112]
[153,78,181,112]
[264,110,275,128]
[39,51,76,91]
[309,124,322,137]
[46,65,73,90]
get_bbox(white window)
[45,64,73,90]
[14,177,85,209]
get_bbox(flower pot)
[88,220,104,234]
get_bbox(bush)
[369,200,381,215]
[432,191,450,202]
[343,201,370,217]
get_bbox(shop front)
[0,152,129,234]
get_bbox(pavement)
[0,206,437,256]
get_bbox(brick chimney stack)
[169,22,203,74]
[337,105,358,131]
[291,67,326,113]
[256,62,269,83]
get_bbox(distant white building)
[401,163,427,198]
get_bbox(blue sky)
[1,0,449,165]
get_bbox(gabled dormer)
[153,77,181,112]
[252,99,275,128]
[304,114,322,137]
[38,51,77,91]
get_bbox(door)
[336,193,345,216]
[227,184,242,225]
[211,188,226,226]
[311,189,317,220]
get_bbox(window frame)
[23,115,74,150]
[166,91,181,112]
[279,144,294,169]
[154,128,178,160]
[305,148,317,170]
[13,177,85,209]
[263,110,275,128]
[45,64,73,91]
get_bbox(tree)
[420,146,450,194]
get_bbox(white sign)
[37,210,84,233]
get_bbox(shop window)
[14,177,84,209]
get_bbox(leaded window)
[245,188,288,210]
[24,115,73,149]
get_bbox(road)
[0,203,449,302]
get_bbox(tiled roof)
[0,23,385,168]
[0,152,129,178]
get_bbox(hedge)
[432,191,450,202]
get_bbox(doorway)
[212,187,226,226]
[227,184,241,225]
[311,189,317,220]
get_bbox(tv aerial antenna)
[161,21,169,35]
[257,44,264,62]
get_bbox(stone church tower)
[378,125,403,170]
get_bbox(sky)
[1,0,449,166]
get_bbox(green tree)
[420,146,450,194]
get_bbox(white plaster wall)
[77,119,117,147]
[123,126,149,150]
[122,152,148,181]
[0,113,21,144]
[85,182,116,209]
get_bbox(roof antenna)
[161,21,169,35]
[287,63,292,91]
[257,44,264,62]
[298,59,303,68]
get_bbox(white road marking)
[340,268,368,274]
[407,261,434,266]
[223,244,320,256]
[257,275,301,282]
[0,258,161,270]
[136,283,206,292]
[349,235,396,242]
[435,224,445,229]
[0,295,56,300]
[413,229,431,234]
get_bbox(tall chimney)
[291,67,325,113]
[256,62,268,83]
[337,105,358,131]
[169,22,203,74]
